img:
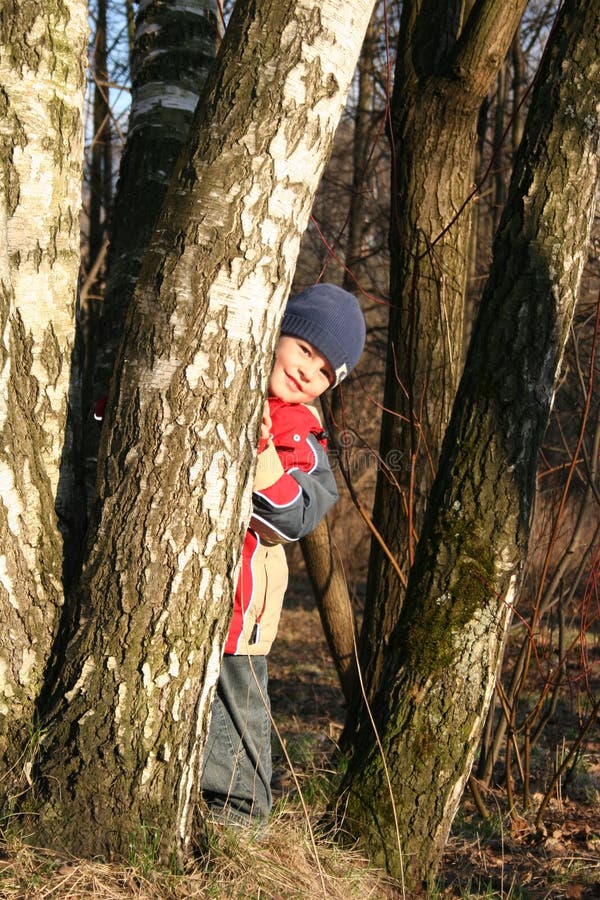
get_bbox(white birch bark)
[0,1,87,776]
[36,0,376,862]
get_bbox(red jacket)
[224,398,338,655]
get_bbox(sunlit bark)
[0,0,87,781]
[34,0,376,863]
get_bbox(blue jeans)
[201,654,272,824]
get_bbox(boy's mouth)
[285,372,303,392]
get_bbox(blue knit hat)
[281,284,366,387]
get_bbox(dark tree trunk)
[336,0,600,887]
[357,0,529,710]
[301,518,358,702]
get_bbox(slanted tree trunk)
[82,0,219,508]
[336,0,600,886]
[0,1,87,784]
[357,0,529,707]
[33,0,376,863]
[301,518,358,702]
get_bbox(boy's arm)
[250,438,338,543]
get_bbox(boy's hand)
[258,402,272,452]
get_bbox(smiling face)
[268,335,334,404]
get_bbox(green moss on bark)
[0,1,73,74]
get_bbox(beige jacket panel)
[235,542,288,655]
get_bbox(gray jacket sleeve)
[250,435,338,543]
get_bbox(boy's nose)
[298,364,314,382]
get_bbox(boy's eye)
[299,343,310,356]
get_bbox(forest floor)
[268,570,600,900]
[1,571,598,899]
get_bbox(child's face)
[268,335,334,403]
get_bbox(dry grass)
[0,812,397,900]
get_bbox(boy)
[201,283,365,827]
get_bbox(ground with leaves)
[270,565,600,899]
[1,566,598,898]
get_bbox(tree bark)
[336,0,600,886]
[0,0,87,783]
[33,0,376,863]
[82,0,220,510]
[357,0,528,709]
[300,518,358,702]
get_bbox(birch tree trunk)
[33,0,376,863]
[337,0,600,886]
[85,0,219,469]
[0,1,87,784]
[357,0,528,707]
